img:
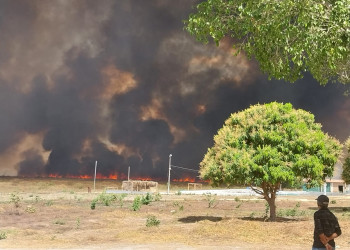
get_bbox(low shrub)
[45,200,53,206]
[90,192,127,209]
[146,215,160,227]
[0,231,7,240]
[204,193,218,208]
[53,219,65,225]
[277,202,306,217]
[153,193,162,201]
[90,199,97,210]
[141,193,153,205]
[10,193,21,208]
[25,206,36,213]
[131,196,142,211]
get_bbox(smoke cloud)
[0,0,348,180]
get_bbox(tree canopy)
[185,0,350,85]
[200,102,342,220]
[342,137,350,183]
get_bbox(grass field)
[0,177,349,249]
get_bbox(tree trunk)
[251,182,278,221]
[267,194,276,221]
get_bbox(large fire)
[172,177,195,182]
[48,173,119,180]
[46,173,201,182]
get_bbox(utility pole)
[167,154,172,195]
[128,166,130,181]
[93,161,98,192]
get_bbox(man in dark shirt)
[312,195,342,250]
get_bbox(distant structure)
[325,161,347,193]
[303,161,347,193]
[188,183,202,190]
[122,180,158,192]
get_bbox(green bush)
[131,196,142,211]
[116,193,127,207]
[141,193,153,205]
[153,193,162,201]
[90,199,97,210]
[172,201,184,212]
[10,193,21,208]
[0,231,7,240]
[98,192,116,206]
[277,203,306,217]
[90,192,127,209]
[146,215,160,227]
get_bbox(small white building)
[323,178,346,193]
[324,161,348,193]
[304,161,348,193]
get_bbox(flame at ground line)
[47,173,124,180]
[44,173,203,182]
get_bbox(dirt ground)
[0,177,350,250]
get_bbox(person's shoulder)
[328,210,337,218]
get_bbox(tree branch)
[250,185,264,195]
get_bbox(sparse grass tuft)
[146,215,160,227]
[277,202,306,217]
[10,193,21,208]
[0,231,7,240]
[45,200,53,206]
[172,201,184,212]
[53,219,65,225]
[153,193,162,201]
[204,193,218,208]
[76,218,81,229]
[25,206,36,213]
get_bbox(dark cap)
[316,195,329,205]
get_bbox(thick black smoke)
[0,0,348,180]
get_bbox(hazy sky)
[0,0,348,180]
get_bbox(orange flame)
[172,177,195,182]
[45,173,203,182]
[48,173,120,180]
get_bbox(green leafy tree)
[342,138,350,183]
[200,102,342,221]
[185,0,349,85]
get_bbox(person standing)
[312,195,342,250]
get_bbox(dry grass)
[0,177,350,249]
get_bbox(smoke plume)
[0,0,348,180]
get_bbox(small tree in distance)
[341,138,350,183]
[200,102,342,221]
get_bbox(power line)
[171,165,199,172]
